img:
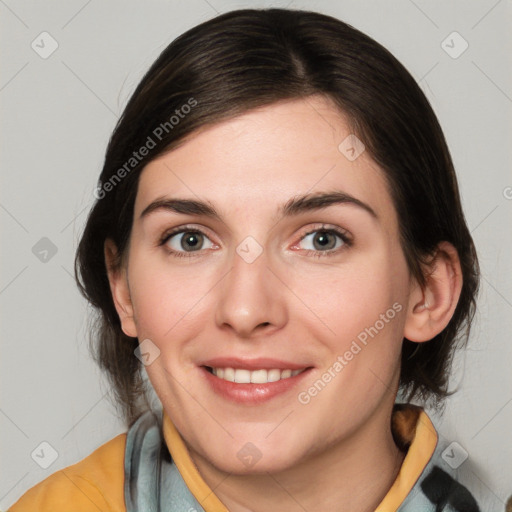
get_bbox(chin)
[203,439,305,475]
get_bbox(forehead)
[135,96,395,226]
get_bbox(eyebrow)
[139,190,378,222]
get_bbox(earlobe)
[403,242,463,343]
[104,239,138,338]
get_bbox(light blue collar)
[124,409,206,512]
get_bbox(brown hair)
[75,8,479,426]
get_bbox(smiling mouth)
[204,366,307,384]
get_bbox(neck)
[186,401,406,512]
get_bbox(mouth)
[199,360,314,404]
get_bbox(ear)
[403,241,463,343]
[104,238,138,338]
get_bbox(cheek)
[290,246,408,346]
[291,255,407,426]
[127,251,210,341]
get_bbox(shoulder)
[8,433,127,512]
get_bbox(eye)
[159,224,351,259]
[160,227,215,257]
[294,226,352,257]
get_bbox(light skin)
[106,95,462,512]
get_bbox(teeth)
[267,369,281,382]
[281,369,292,379]
[250,369,267,384]
[210,367,305,383]
[235,369,251,383]
[224,367,235,382]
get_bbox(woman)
[9,8,481,512]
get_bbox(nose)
[214,246,287,339]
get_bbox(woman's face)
[119,95,415,473]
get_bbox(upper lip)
[201,357,311,371]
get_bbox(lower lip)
[200,366,313,404]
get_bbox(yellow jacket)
[8,405,480,511]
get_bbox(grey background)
[1,0,511,510]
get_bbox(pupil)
[314,231,334,250]
[183,232,201,251]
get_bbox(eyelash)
[158,224,352,259]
